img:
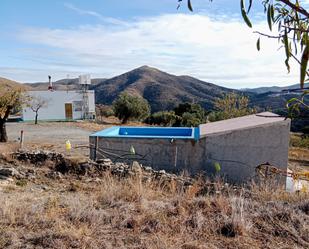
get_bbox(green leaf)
[283,30,290,72]
[240,0,252,28]
[257,37,260,51]
[270,5,275,22]
[300,44,309,89]
[287,97,299,104]
[247,0,253,13]
[187,0,193,11]
[267,5,272,31]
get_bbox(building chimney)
[48,75,53,91]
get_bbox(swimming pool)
[91,126,200,140]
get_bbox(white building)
[22,90,95,121]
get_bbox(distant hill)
[6,65,307,114]
[243,83,309,94]
[93,66,237,112]
[26,78,105,91]
[0,77,29,90]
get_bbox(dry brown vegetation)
[0,154,308,249]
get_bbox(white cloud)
[18,13,299,88]
[63,3,127,26]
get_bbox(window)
[73,101,83,112]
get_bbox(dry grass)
[0,171,308,249]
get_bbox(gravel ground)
[6,122,95,156]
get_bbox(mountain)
[26,78,105,91]
[243,83,309,94]
[93,66,237,112]
[11,65,306,114]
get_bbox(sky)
[0,0,308,88]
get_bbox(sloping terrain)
[0,148,308,249]
[243,83,309,94]
[93,66,236,112]
[3,66,307,114]
[26,78,105,91]
[0,77,29,90]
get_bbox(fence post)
[20,130,24,149]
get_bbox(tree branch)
[253,31,282,39]
[278,0,309,18]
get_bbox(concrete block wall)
[90,113,290,183]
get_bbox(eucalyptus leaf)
[241,0,252,28]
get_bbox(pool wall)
[90,113,290,183]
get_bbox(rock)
[159,170,166,174]
[46,171,63,179]
[131,161,142,174]
[0,176,13,186]
[0,167,20,177]
[144,166,153,172]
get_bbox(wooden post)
[94,136,98,161]
[20,130,24,149]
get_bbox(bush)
[174,103,206,127]
[146,111,179,126]
[113,93,150,124]
[181,112,202,127]
[146,103,206,127]
[96,105,114,122]
[208,93,256,122]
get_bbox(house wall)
[90,119,290,183]
[22,90,95,121]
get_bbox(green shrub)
[174,103,206,127]
[113,93,150,124]
[290,134,309,149]
[146,103,206,127]
[208,93,256,122]
[180,112,202,127]
[146,111,179,126]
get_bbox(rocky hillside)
[3,66,307,113]
[243,83,309,94]
[93,66,237,112]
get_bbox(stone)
[144,166,153,172]
[131,161,142,173]
[0,167,20,177]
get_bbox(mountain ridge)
[1,65,306,113]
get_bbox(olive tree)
[113,93,150,124]
[27,96,49,125]
[0,88,23,142]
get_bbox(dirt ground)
[5,121,106,157]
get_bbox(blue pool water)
[91,126,200,140]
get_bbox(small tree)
[208,93,256,122]
[0,88,22,142]
[113,93,150,124]
[28,96,48,124]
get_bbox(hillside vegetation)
[7,65,306,114]
[0,151,308,249]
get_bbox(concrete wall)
[23,90,95,121]
[90,118,290,183]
